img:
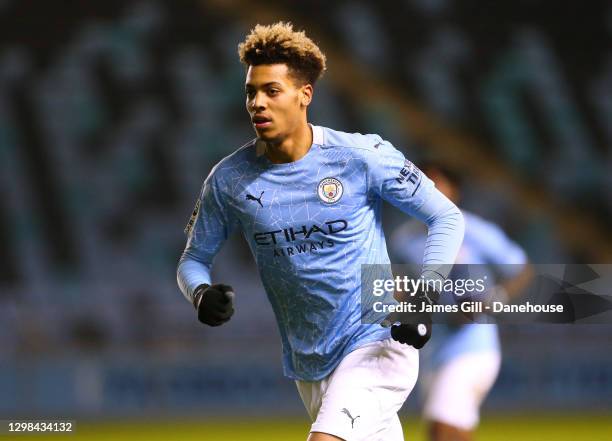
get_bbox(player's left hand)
[382,310,432,349]
[381,290,433,349]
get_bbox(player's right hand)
[193,283,235,326]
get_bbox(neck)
[264,122,313,164]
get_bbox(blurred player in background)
[391,163,533,441]
[177,22,465,441]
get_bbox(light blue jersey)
[391,210,527,366]
[177,125,464,381]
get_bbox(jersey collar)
[255,124,325,157]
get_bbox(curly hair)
[238,22,327,86]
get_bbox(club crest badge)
[318,177,344,204]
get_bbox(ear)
[300,84,313,107]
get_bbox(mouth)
[252,115,272,129]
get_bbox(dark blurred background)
[0,0,611,428]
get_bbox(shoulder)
[317,125,392,157]
[207,139,258,182]
[199,139,259,204]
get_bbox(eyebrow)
[245,81,283,89]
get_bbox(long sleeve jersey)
[177,124,464,381]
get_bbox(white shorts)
[422,351,501,430]
[296,338,419,441]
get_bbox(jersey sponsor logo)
[254,219,348,245]
[184,198,201,235]
[272,239,335,257]
[317,177,344,204]
[254,219,348,258]
[246,190,265,207]
[395,160,422,195]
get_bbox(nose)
[249,91,266,111]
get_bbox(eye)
[245,89,255,99]
[268,88,280,96]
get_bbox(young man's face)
[245,63,311,142]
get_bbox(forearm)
[417,189,465,284]
[176,253,213,305]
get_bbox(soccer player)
[177,22,465,441]
[391,163,532,441]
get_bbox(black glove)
[388,313,432,349]
[382,293,433,349]
[192,283,235,326]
